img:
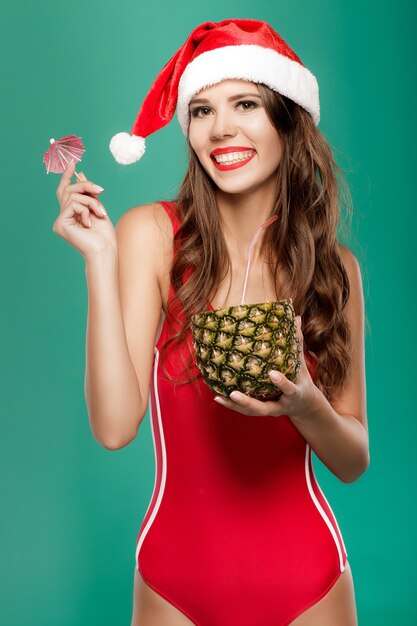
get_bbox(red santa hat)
[109,18,320,165]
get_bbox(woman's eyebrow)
[189,93,262,106]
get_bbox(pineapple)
[191,298,301,400]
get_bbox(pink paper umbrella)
[43,134,85,181]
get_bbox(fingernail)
[270,371,281,382]
[230,391,242,401]
[94,185,105,192]
[88,217,92,227]
[99,204,107,216]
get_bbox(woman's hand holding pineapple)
[52,159,117,263]
[214,316,321,420]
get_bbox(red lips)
[210,146,254,157]
[210,147,256,171]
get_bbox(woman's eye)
[190,106,211,118]
[237,100,258,111]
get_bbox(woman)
[53,19,368,626]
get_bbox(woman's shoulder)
[335,243,365,327]
[115,201,178,294]
[115,202,175,280]
[337,243,360,272]
[116,200,178,243]
[336,243,364,297]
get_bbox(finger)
[62,192,106,218]
[222,391,269,416]
[61,200,92,228]
[65,180,105,197]
[269,370,297,397]
[56,159,76,197]
[259,398,287,417]
[294,315,307,366]
[63,158,76,174]
[214,390,287,417]
[295,315,303,343]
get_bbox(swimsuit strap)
[158,200,181,238]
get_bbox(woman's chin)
[209,173,258,195]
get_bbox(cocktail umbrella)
[43,134,85,181]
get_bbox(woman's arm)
[84,204,164,450]
[290,400,368,484]
[290,246,369,482]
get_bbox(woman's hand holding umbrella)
[44,134,117,262]
[52,159,117,263]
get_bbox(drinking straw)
[240,215,278,305]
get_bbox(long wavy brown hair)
[159,83,357,403]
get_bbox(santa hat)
[109,18,320,165]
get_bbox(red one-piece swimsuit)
[135,200,348,626]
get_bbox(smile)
[211,150,256,171]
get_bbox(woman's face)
[188,79,283,196]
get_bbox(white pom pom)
[109,132,146,165]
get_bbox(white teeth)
[213,150,255,164]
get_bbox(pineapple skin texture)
[191,300,301,400]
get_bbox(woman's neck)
[215,185,277,263]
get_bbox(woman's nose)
[210,110,237,139]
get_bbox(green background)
[1,0,416,624]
